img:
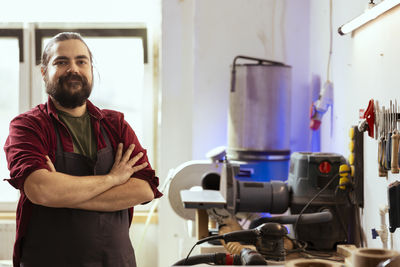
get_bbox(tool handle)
[386,134,392,170]
[378,139,387,177]
[392,133,400,173]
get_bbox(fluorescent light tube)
[338,0,400,35]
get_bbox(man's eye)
[55,61,67,65]
[78,60,87,65]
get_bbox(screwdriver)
[386,106,392,171]
[392,100,400,173]
[379,107,387,177]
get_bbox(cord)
[338,175,365,247]
[293,173,339,235]
[334,185,349,242]
[327,0,333,82]
[184,243,198,265]
[174,252,241,266]
[285,236,308,255]
[286,234,345,263]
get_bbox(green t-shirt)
[57,110,97,161]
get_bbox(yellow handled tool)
[339,164,351,190]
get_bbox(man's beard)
[45,72,92,108]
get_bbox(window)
[86,37,146,140]
[0,37,20,204]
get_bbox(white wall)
[309,0,400,250]
[159,0,310,266]
[160,0,400,266]
[130,223,158,267]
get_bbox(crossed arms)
[24,143,154,212]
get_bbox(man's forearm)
[24,169,116,207]
[68,178,154,212]
[24,144,147,208]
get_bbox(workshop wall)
[160,0,400,266]
[310,0,400,250]
[159,0,310,266]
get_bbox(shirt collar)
[46,96,104,121]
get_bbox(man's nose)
[67,62,79,73]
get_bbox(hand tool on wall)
[391,101,400,173]
[375,100,380,140]
[386,105,392,171]
[358,99,375,138]
[378,106,387,177]
[373,100,386,176]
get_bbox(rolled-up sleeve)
[4,114,51,191]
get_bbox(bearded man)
[4,32,162,267]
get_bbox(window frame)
[0,29,24,62]
[34,28,148,65]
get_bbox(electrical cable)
[293,173,339,236]
[219,220,257,256]
[328,0,334,138]
[285,236,308,255]
[341,176,365,247]
[183,243,198,266]
[173,252,241,266]
[327,0,333,82]
[286,235,345,263]
[334,185,350,242]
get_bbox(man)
[4,32,162,267]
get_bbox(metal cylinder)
[227,63,292,160]
[234,180,289,214]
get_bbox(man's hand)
[45,155,56,171]
[46,143,147,186]
[108,143,148,186]
[46,143,147,187]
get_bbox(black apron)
[20,125,136,267]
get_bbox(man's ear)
[40,67,45,77]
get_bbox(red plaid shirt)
[4,97,162,267]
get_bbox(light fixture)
[338,0,400,35]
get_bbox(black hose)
[240,248,267,265]
[172,253,241,266]
[249,210,333,229]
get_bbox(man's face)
[43,39,93,108]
